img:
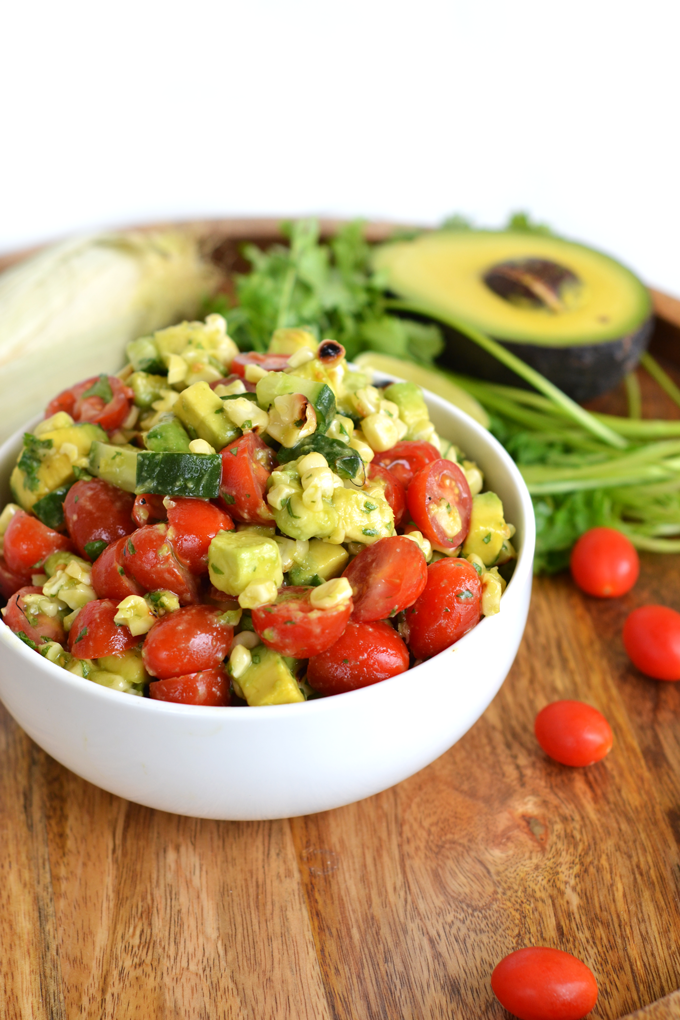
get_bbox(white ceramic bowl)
[0,388,535,819]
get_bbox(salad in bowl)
[0,315,517,709]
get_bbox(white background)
[0,0,678,295]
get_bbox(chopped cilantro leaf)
[81,374,113,404]
[456,590,474,600]
[17,631,37,650]
[482,533,492,544]
[84,540,108,561]
[74,626,88,644]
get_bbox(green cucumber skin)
[277,434,362,480]
[126,337,166,376]
[135,453,222,498]
[145,415,192,453]
[32,483,73,530]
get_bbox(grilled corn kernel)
[348,430,374,463]
[286,348,316,369]
[244,364,269,384]
[351,386,381,417]
[403,530,433,562]
[273,535,298,571]
[298,452,328,473]
[114,595,156,636]
[22,593,67,618]
[326,415,355,444]
[462,459,484,496]
[34,412,74,436]
[267,482,301,511]
[309,577,352,610]
[238,581,278,610]
[267,393,317,447]
[166,353,188,386]
[481,568,506,616]
[230,631,260,652]
[361,412,401,453]
[229,643,252,679]
[188,438,216,455]
[214,379,246,397]
[222,397,269,434]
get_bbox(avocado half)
[373,231,653,402]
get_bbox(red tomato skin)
[367,462,407,529]
[307,620,409,696]
[91,535,145,601]
[0,555,31,600]
[63,479,135,560]
[142,605,234,679]
[3,585,66,647]
[230,352,290,378]
[46,375,133,433]
[149,667,231,706]
[404,558,482,661]
[122,525,199,605]
[166,497,234,574]
[535,701,613,767]
[343,536,427,623]
[570,527,639,598]
[3,510,73,575]
[623,605,680,681]
[406,460,472,550]
[252,586,352,658]
[219,433,276,524]
[371,440,440,490]
[132,493,167,528]
[68,599,139,659]
[491,947,598,1020]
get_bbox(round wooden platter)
[2,221,680,1020]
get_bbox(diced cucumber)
[89,442,139,492]
[277,434,363,480]
[129,371,169,409]
[255,374,336,433]
[136,452,222,498]
[126,336,166,375]
[145,414,192,453]
[32,483,73,530]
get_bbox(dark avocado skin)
[435,316,654,403]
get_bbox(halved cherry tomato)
[230,352,290,378]
[371,440,440,490]
[91,535,145,601]
[132,493,167,528]
[0,555,31,600]
[149,666,231,706]
[535,701,613,767]
[623,604,680,681]
[307,620,409,696]
[166,497,234,574]
[142,605,234,678]
[491,947,598,1020]
[367,462,407,529]
[46,375,134,433]
[251,586,352,658]
[406,460,472,550]
[63,479,135,560]
[570,527,639,598]
[3,585,66,648]
[343,536,427,622]
[3,510,73,576]
[122,525,198,605]
[68,599,139,659]
[219,433,275,524]
[404,558,482,660]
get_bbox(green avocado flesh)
[373,231,651,348]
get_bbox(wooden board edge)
[618,988,680,1019]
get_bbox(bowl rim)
[0,378,535,721]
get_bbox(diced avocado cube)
[11,423,107,511]
[236,646,304,706]
[383,381,432,440]
[145,414,192,453]
[208,531,283,597]
[287,539,349,585]
[255,374,336,433]
[268,328,317,355]
[332,487,394,544]
[126,336,165,375]
[89,441,139,492]
[462,491,508,566]
[272,494,338,543]
[174,381,240,450]
[129,371,169,409]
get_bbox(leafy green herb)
[363,501,378,513]
[482,533,491,544]
[362,527,378,537]
[17,631,37,650]
[284,497,300,519]
[84,540,108,561]
[18,433,53,491]
[222,493,236,505]
[74,627,88,644]
[457,590,474,600]
[211,564,224,575]
[81,374,113,404]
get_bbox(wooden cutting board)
[1,223,680,1020]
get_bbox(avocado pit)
[484,258,582,314]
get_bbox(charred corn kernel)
[165,353,188,386]
[238,580,278,610]
[462,459,484,496]
[361,412,402,452]
[309,577,352,610]
[114,595,156,636]
[34,412,74,436]
[230,631,260,652]
[244,363,269,384]
[214,379,246,397]
[222,397,269,433]
[188,438,216,455]
[481,568,506,616]
[286,348,316,369]
[229,643,252,679]
[298,452,328,473]
[403,530,433,562]
[326,414,354,444]
[267,393,317,447]
[348,430,374,463]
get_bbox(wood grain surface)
[1,224,680,1019]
